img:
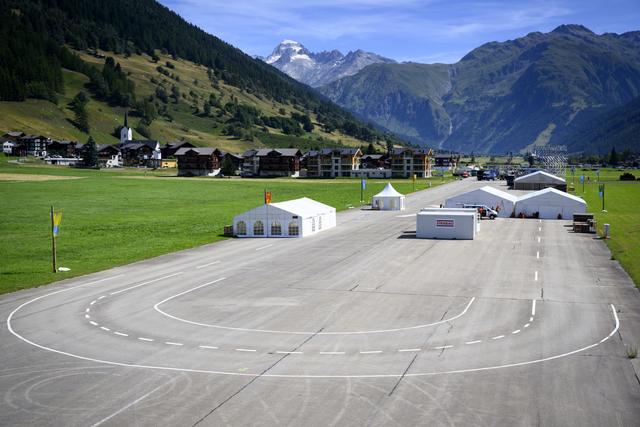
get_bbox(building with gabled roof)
[515,188,586,219]
[305,148,362,178]
[233,197,336,238]
[514,170,566,191]
[241,148,302,177]
[444,186,518,218]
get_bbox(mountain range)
[317,25,640,154]
[263,40,395,87]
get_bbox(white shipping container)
[416,211,477,240]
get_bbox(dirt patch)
[0,173,83,182]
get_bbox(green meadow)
[567,168,640,287]
[0,158,454,294]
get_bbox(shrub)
[620,172,636,181]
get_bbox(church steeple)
[120,109,132,145]
[124,110,129,128]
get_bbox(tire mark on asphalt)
[191,327,325,426]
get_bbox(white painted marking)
[110,272,183,295]
[97,295,106,300]
[85,308,90,313]
[534,271,538,281]
[539,219,542,223]
[165,342,183,346]
[235,348,256,352]
[90,300,96,305]
[100,327,110,332]
[538,227,542,232]
[537,236,541,243]
[90,381,169,427]
[319,351,345,355]
[199,345,218,350]
[532,300,537,316]
[465,340,482,345]
[155,292,477,335]
[529,316,534,322]
[195,260,220,269]
[600,338,608,343]
[89,321,98,326]
[85,314,90,319]
[359,350,383,354]
[396,213,417,218]
[114,332,128,337]
[434,345,453,350]
[255,244,273,251]
[276,351,302,354]
[512,329,521,334]
[491,335,505,340]
[138,337,154,342]
[536,251,540,259]
[398,348,421,352]
[7,282,621,379]
[524,323,530,328]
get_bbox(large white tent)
[372,183,405,211]
[233,197,336,238]
[444,186,517,218]
[514,171,566,190]
[514,188,586,219]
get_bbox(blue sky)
[159,0,640,63]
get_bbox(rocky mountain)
[320,25,640,154]
[265,40,395,87]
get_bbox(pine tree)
[83,136,99,168]
[71,91,90,133]
[221,155,235,176]
[609,147,618,165]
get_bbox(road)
[2,178,639,426]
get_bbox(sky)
[159,0,640,64]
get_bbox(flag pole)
[50,205,57,273]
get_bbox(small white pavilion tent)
[372,182,405,211]
[514,188,586,219]
[514,171,566,190]
[233,197,336,238]
[444,186,517,218]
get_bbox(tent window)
[253,220,264,236]
[288,222,299,236]
[312,218,316,232]
[236,221,246,236]
[318,216,322,230]
[271,221,282,236]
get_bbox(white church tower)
[120,110,133,145]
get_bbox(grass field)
[567,168,640,287]
[0,158,454,294]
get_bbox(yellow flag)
[53,211,62,236]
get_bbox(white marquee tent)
[514,171,566,190]
[372,183,405,211]
[444,186,517,218]
[514,188,586,219]
[233,197,336,238]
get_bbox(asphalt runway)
[2,178,639,426]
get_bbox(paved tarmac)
[1,178,639,426]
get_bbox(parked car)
[462,204,499,219]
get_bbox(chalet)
[306,148,362,178]
[434,153,460,170]
[78,143,122,167]
[47,140,79,158]
[175,147,222,176]
[360,154,388,169]
[2,131,25,142]
[255,148,302,177]
[121,140,162,167]
[390,148,432,178]
[2,141,16,155]
[19,135,51,157]
[220,151,243,174]
[241,149,259,176]
[162,141,196,158]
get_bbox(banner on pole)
[264,191,272,204]
[361,179,366,190]
[52,211,62,237]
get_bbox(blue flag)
[361,179,366,190]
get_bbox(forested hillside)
[0,0,402,151]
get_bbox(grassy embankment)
[567,168,640,287]
[0,158,454,294]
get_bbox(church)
[119,111,162,168]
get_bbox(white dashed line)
[536,251,540,259]
[492,335,505,340]
[195,260,220,269]
[530,316,534,322]
[235,348,256,352]
[465,340,482,345]
[97,295,106,300]
[524,323,531,328]
[138,337,154,342]
[532,300,537,316]
[434,345,453,350]
[85,308,90,313]
[359,350,383,354]
[100,326,110,332]
[538,227,542,232]
[85,314,90,319]
[90,300,96,305]
[110,272,183,296]
[512,329,521,334]
[319,351,346,355]
[276,351,302,354]
[89,321,98,326]
[398,348,421,352]
[537,236,541,243]
[165,342,183,346]
[534,271,538,281]
[114,332,128,337]
[199,345,218,350]
[255,244,273,251]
